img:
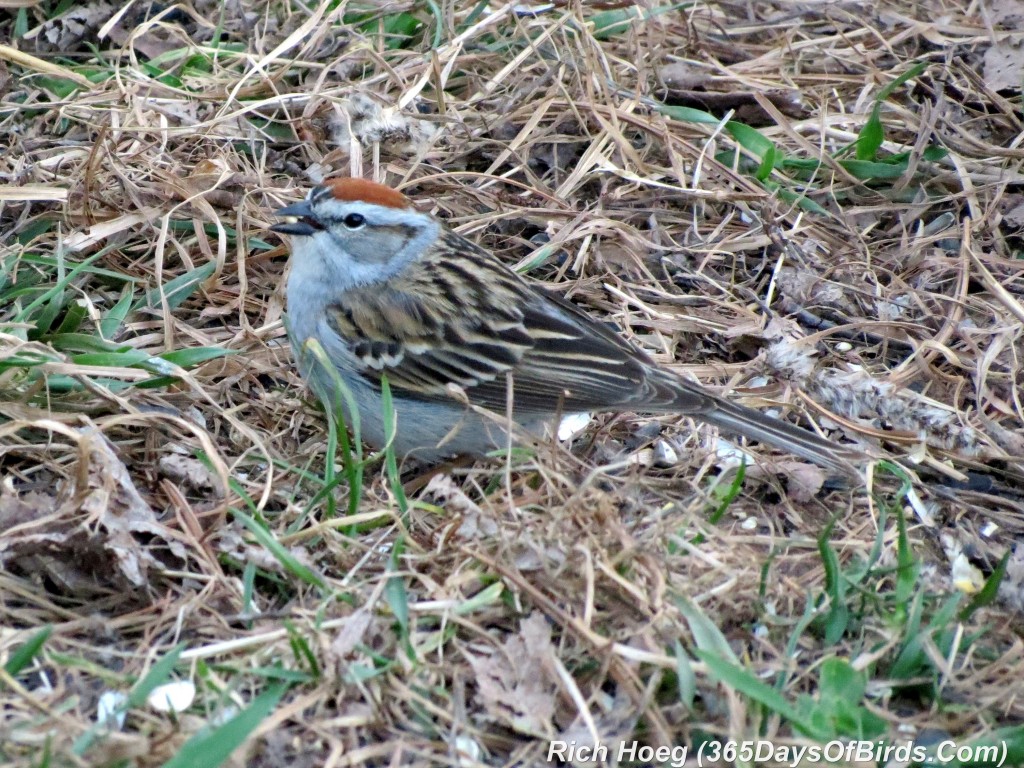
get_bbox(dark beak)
[270,200,321,236]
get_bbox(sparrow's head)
[272,177,439,288]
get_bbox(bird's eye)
[343,213,365,229]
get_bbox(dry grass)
[2,1,1024,766]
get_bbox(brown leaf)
[465,612,557,736]
[1000,543,1024,613]
[746,460,826,502]
[330,610,373,659]
[25,2,117,52]
[983,38,1024,94]
[105,22,184,61]
[658,61,705,91]
[158,453,220,493]
[0,428,186,592]
[423,474,499,539]
[79,429,187,583]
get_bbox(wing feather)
[289,184,857,473]
[324,229,673,414]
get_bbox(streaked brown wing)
[325,224,706,415]
[329,282,699,415]
[323,231,533,400]
[325,294,529,399]
[461,284,693,412]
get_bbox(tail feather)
[657,375,860,476]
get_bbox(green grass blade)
[3,626,53,676]
[856,106,884,161]
[654,103,721,125]
[100,288,135,340]
[876,60,928,102]
[127,644,186,708]
[694,649,826,740]
[379,375,408,518]
[159,346,234,368]
[14,244,124,329]
[840,158,909,179]
[817,518,849,643]
[160,681,288,768]
[959,550,1010,622]
[673,640,696,710]
[726,121,777,160]
[385,539,414,661]
[138,262,216,311]
[231,510,328,591]
[301,335,366,518]
[675,595,738,664]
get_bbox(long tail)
[700,395,859,475]
[655,374,861,476]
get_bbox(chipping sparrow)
[271,177,858,474]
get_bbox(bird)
[270,177,859,475]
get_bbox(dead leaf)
[330,610,373,658]
[998,194,1024,230]
[1000,543,1024,612]
[216,526,317,575]
[557,689,638,768]
[464,612,557,736]
[105,19,185,61]
[990,0,1024,28]
[330,92,439,157]
[658,61,705,91]
[0,489,57,529]
[25,2,118,52]
[158,453,220,494]
[754,461,826,503]
[79,429,187,582]
[423,474,499,539]
[983,35,1024,93]
[0,428,186,592]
